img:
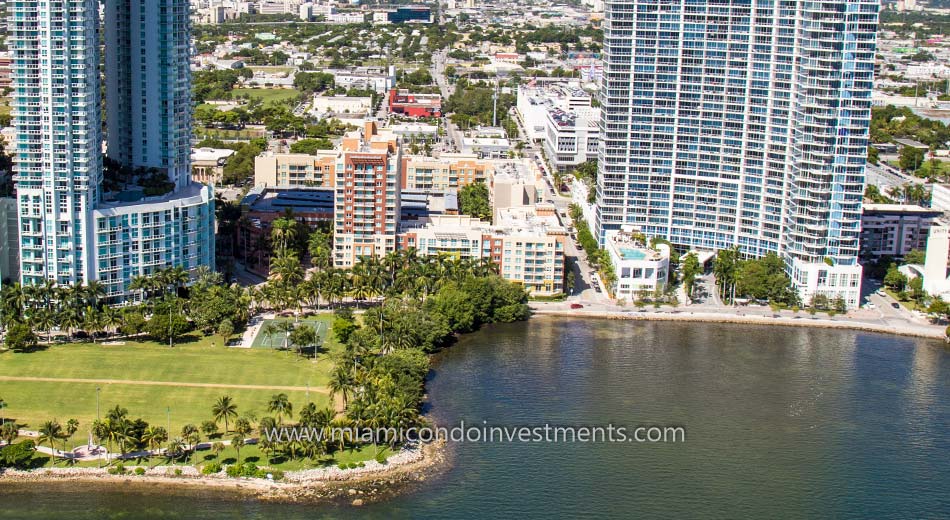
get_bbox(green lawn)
[884,287,923,311]
[0,321,343,434]
[247,66,295,75]
[231,88,301,106]
[194,127,265,140]
[32,442,391,472]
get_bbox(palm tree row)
[0,280,116,343]
[256,247,499,314]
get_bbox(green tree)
[899,146,926,172]
[289,138,334,155]
[458,182,492,222]
[883,265,908,291]
[217,319,235,345]
[903,249,926,265]
[4,323,37,352]
[909,276,926,307]
[681,253,702,300]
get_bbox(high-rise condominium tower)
[105,0,192,190]
[11,0,104,286]
[596,0,878,307]
[12,0,214,302]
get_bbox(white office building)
[596,0,879,308]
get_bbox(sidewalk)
[529,301,946,340]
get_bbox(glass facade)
[596,0,878,307]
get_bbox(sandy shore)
[0,439,448,506]
[530,308,946,341]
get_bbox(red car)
[570,303,584,309]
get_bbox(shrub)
[108,464,127,475]
[337,463,347,470]
[134,467,146,476]
[174,468,183,476]
[202,461,223,475]
[0,441,36,469]
[375,453,388,465]
[226,461,265,478]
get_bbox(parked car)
[570,303,584,310]
[891,303,901,310]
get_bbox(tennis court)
[250,316,331,350]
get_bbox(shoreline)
[0,439,448,506]
[0,312,940,505]
[530,308,945,341]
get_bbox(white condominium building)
[106,0,193,191]
[597,0,879,307]
[11,0,104,286]
[13,1,215,302]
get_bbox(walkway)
[0,376,329,394]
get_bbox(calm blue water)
[1,318,948,519]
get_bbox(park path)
[0,375,330,394]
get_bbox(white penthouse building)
[596,0,879,308]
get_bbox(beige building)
[490,160,546,220]
[254,150,338,188]
[398,205,567,296]
[401,153,491,192]
[191,147,235,186]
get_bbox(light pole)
[166,406,170,435]
[96,387,101,468]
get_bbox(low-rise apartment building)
[605,227,671,301]
[860,204,942,259]
[401,153,491,192]
[255,150,338,188]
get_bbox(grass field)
[29,440,391,471]
[0,321,343,438]
[232,88,301,106]
[247,66,295,75]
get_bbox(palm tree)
[200,420,219,440]
[234,417,253,438]
[83,306,105,343]
[212,396,238,433]
[32,308,55,345]
[165,437,185,463]
[182,424,201,464]
[100,306,121,340]
[129,275,152,304]
[142,426,168,466]
[267,393,293,425]
[270,217,298,254]
[85,280,106,307]
[38,420,64,466]
[231,435,245,463]
[260,322,279,349]
[59,307,83,340]
[211,441,225,460]
[1,422,18,446]
[328,365,353,409]
[64,418,79,452]
[280,321,297,351]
